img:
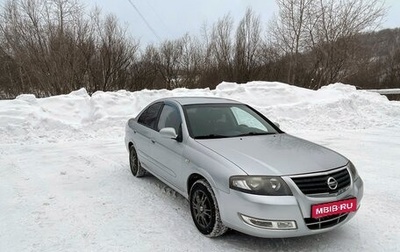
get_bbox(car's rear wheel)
[129,145,146,177]
[189,179,228,237]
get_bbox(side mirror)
[273,122,280,128]
[160,127,178,140]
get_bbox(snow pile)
[214,82,400,130]
[1,81,399,144]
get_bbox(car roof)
[157,96,242,106]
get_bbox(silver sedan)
[124,97,364,238]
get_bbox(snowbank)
[1,81,399,144]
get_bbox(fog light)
[240,214,297,230]
[277,221,296,229]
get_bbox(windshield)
[183,104,279,139]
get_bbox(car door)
[150,103,186,192]
[134,102,163,171]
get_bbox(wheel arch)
[187,173,206,196]
[186,172,223,199]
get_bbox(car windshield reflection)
[184,104,278,139]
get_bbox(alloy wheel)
[192,190,212,229]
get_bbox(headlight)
[348,161,359,181]
[229,176,292,196]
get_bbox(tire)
[129,145,146,177]
[189,179,228,237]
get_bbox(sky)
[0,0,399,46]
[80,0,277,45]
[81,0,400,46]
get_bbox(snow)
[367,88,400,95]
[1,81,399,251]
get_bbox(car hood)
[196,133,348,176]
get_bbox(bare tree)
[269,0,314,84]
[234,8,262,82]
[179,34,203,88]
[0,0,139,96]
[129,44,161,90]
[0,0,91,95]
[90,12,139,92]
[0,0,396,98]
[155,38,184,89]
[311,0,386,87]
[269,0,386,88]
[210,14,234,81]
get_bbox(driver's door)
[150,103,186,192]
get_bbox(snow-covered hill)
[1,82,399,251]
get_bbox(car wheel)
[129,145,146,177]
[189,179,228,237]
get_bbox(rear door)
[134,102,163,171]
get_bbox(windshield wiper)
[194,134,230,139]
[235,132,276,137]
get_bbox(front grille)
[291,167,351,195]
[305,213,348,230]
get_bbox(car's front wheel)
[129,145,146,177]
[189,179,228,237]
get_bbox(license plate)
[311,198,357,218]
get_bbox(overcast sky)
[1,0,399,46]
[80,0,277,45]
[82,0,400,46]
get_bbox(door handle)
[151,139,156,144]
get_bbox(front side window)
[157,104,181,134]
[137,102,163,130]
[184,104,278,139]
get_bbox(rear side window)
[138,102,163,130]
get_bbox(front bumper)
[217,176,364,238]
